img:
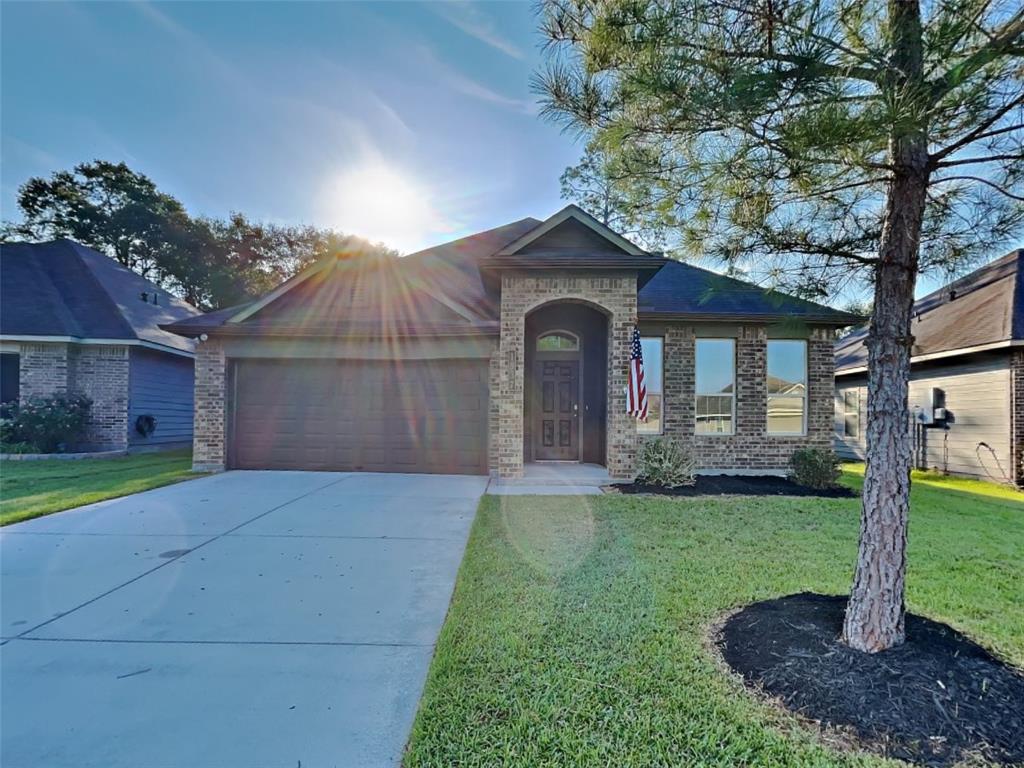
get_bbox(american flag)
[627,327,648,421]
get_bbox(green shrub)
[0,441,37,455]
[636,437,696,488]
[790,447,842,489]
[1,395,92,453]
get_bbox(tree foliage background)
[2,160,397,310]
[541,0,1023,301]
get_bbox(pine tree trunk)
[842,0,929,653]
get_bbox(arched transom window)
[536,331,579,352]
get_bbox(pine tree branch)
[929,95,1024,160]
[932,175,1024,201]
[935,152,1024,168]
[928,11,1024,102]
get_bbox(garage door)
[231,359,489,474]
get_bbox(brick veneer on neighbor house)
[496,272,638,479]
[192,338,228,472]
[644,325,835,470]
[18,342,130,450]
[1012,349,1024,486]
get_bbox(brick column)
[19,343,70,400]
[193,338,227,472]
[72,345,130,450]
[495,273,638,479]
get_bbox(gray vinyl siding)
[834,352,1013,483]
[128,348,194,448]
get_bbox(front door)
[534,359,579,460]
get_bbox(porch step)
[492,463,614,487]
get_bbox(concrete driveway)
[0,470,487,768]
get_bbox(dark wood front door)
[534,359,579,460]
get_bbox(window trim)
[841,388,859,438]
[767,339,808,436]
[637,335,664,435]
[695,337,736,436]
[536,329,580,353]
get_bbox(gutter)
[835,338,1024,375]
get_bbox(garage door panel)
[231,359,488,474]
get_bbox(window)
[695,339,734,434]
[842,390,859,437]
[767,340,807,434]
[637,337,663,434]
[536,331,579,352]
[0,352,19,408]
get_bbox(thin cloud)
[429,1,525,60]
[416,45,536,115]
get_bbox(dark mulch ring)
[717,593,1024,767]
[610,475,858,498]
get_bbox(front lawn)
[0,449,197,526]
[406,470,1023,767]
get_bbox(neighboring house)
[165,205,856,477]
[835,249,1024,486]
[0,239,200,452]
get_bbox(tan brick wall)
[19,343,70,399]
[18,342,129,451]
[192,338,227,472]
[642,325,835,471]
[495,272,638,478]
[71,345,130,450]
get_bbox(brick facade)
[192,338,228,472]
[643,325,835,471]
[1012,349,1024,486]
[72,345,130,450]
[18,342,130,450]
[495,272,638,478]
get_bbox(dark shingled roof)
[835,249,1024,373]
[639,260,858,323]
[1,239,200,354]
[166,214,856,338]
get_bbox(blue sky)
[1,1,578,253]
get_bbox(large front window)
[637,337,663,434]
[695,339,734,434]
[767,340,807,434]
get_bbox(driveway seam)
[9,636,433,648]
[9,473,354,641]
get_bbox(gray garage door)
[231,359,489,474]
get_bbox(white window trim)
[767,340,808,436]
[637,336,664,435]
[841,389,860,438]
[695,338,736,436]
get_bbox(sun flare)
[326,164,449,253]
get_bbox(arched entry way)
[524,302,609,465]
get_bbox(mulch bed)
[610,475,857,498]
[717,592,1024,767]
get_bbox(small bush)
[0,441,37,454]
[1,395,92,453]
[790,447,842,489]
[636,437,696,488]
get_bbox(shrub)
[636,437,696,488]
[1,395,92,453]
[790,447,842,489]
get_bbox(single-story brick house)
[0,239,200,451]
[165,206,856,477]
[836,248,1024,485]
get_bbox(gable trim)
[496,204,647,257]
[228,258,333,324]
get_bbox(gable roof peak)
[496,204,648,257]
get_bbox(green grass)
[1,449,198,526]
[406,470,1024,767]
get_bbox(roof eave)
[638,310,860,326]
